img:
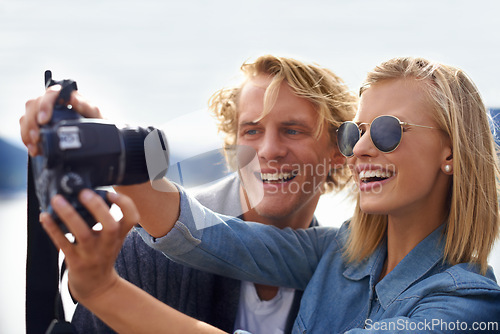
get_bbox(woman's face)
[348,78,452,218]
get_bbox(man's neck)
[254,284,280,301]
[238,185,319,300]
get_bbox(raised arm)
[137,187,339,290]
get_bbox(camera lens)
[120,126,153,185]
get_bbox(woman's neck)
[379,208,447,281]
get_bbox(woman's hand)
[39,189,139,304]
[20,85,102,156]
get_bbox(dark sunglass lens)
[370,116,402,153]
[337,122,359,157]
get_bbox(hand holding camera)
[21,74,102,157]
[39,189,139,304]
[22,72,166,232]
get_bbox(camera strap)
[26,157,75,333]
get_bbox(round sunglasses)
[337,115,435,157]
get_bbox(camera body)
[32,71,165,230]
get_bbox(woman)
[35,57,500,333]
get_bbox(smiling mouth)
[359,169,394,183]
[258,171,298,184]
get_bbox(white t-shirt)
[234,281,296,334]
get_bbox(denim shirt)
[139,188,500,333]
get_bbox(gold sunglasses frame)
[337,115,435,157]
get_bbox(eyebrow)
[239,121,260,127]
[239,120,312,127]
[282,120,311,127]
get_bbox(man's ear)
[329,147,346,169]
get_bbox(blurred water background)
[1,0,500,332]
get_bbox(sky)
[1,0,499,145]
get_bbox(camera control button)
[60,172,84,194]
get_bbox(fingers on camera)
[107,192,140,229]
[40,212,73,253]
[70,92,102,119]
[50,194,93,242]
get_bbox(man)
[22,55,357,333]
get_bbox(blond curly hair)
[208,55,357,192]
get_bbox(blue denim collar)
[343,224,446,309]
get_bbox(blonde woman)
[36,57,500,333]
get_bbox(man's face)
[236,75,339,227]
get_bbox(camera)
[31,71,168,231]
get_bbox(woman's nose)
[352,129,378,158]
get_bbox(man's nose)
[258,131,287,161]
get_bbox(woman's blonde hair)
[345,56,500,274]
[208,54,357,192]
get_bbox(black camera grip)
[50,189,112,235]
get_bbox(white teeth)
[261,172,294,182]
[359,170,393,181]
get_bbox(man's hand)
[20,85,102,156]
[23,84,180,240]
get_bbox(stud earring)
[444,165,452,173]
